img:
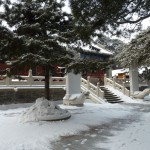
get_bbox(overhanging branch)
[117,14,150,24]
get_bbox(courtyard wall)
[0,88,65,104]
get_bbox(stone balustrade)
[0,69,66,86]
[81,76,104,99]
[0,68,130,99]
[0,69,105,103]
[104,74,130,97]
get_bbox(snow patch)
[20,97,71,122]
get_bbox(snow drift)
[20,97,71,122]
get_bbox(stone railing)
[0,69,105,100]
[0,69,66,86]
[104,74,130,97]
[81,76,104,99]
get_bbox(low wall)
[0,88,65,104]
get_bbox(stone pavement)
[52,102,150,150]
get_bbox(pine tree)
[70,0,150,39]
[116,28,150,67]
[0,0,77,100]
[96,35,124,54]
[0,0,109,100]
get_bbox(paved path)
[52,102,150,150]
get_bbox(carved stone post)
[87,76,90,90]
[122,82,125,94]
[113,76,116,88]
[27,69,33,86]
[63,71,85,106]
[96,82,100,97]
[129,61,139,95]
[5,68,11,86]
[123,74,126,83]
[6,76,11,86]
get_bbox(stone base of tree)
[63,91,89,106]
[20,97,71,122]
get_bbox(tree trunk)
[44,67,50,100]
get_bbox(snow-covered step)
[100,86,123,104]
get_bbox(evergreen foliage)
[139,67,150,81]
[70,0,150,39]
[0,0,109,100]
[0,0,78,100]
[96,35,124,54]
[116,28,150,67]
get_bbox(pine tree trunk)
[44,67,50,100]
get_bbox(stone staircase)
[100,86,124,104]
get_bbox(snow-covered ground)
[0,92,150,150]
[95,111,150,150]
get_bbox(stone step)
[106,98,122,103]
[104,91,115,93]
[100,86,123,104]
[105,94,119,97]
[106,97,122,101]
[106,98,121,101]
[100,87,109,90]
[108,100,124,103]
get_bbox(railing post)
[96,82,100,96]
[27,69,33,86]
[113,76,116,88]
[104,74,107,86]
[6,76,11,86]
[122,82,125,94]
[87,76,90,90]
[122,74,126,84]
[5,68,11,86]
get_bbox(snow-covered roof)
[112,69,129,77]
[81,42,113,56]
[112,67,150,76]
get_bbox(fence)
[81,76,104,99]
[0,69,66,86]
[104,74,130,97]
[0,69,105,100]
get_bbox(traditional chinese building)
[80,42,113,84]
[0,43,113,82]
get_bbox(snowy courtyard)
[0,0,150,149]
[0,94,150,150]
